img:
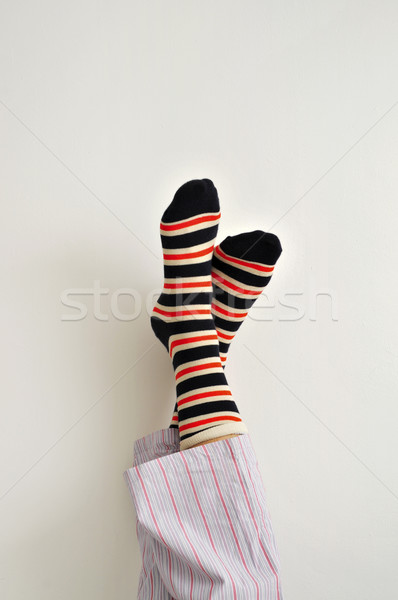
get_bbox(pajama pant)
[123,428,284,600]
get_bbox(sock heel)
[150,316,170,351]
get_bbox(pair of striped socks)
[151,179,282,451]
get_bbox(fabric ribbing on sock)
[151,179,248,450]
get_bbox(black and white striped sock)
[151,179,248,450]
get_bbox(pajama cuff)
[124,428,284,600]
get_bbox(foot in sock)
[151,179,248,450]
[169,229,282,428]
[212,230,282,362]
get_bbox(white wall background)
[1,1,398,598]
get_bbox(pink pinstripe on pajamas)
[124,428,283,600]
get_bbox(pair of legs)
[151,178,282,450]
[124,180,284,599]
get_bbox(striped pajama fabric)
[124,428,284,599]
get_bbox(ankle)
[188,433,240,449]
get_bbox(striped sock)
[212,230,282,362]
[151,179,248,450]
[169,230,282,428]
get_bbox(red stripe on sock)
[176,362,221,380]
[216,246,274,273]
[178,389,232,407]
[153,307,211,318]
[169,334,218,356]
[164,281,212,289]
[212,272,262,296]
[164,246,213,260]
[212,303,248,319]
[160,213,220,231]
[179,414,242,433]
[217,330,235,340]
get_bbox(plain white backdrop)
[1,1,398,598]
